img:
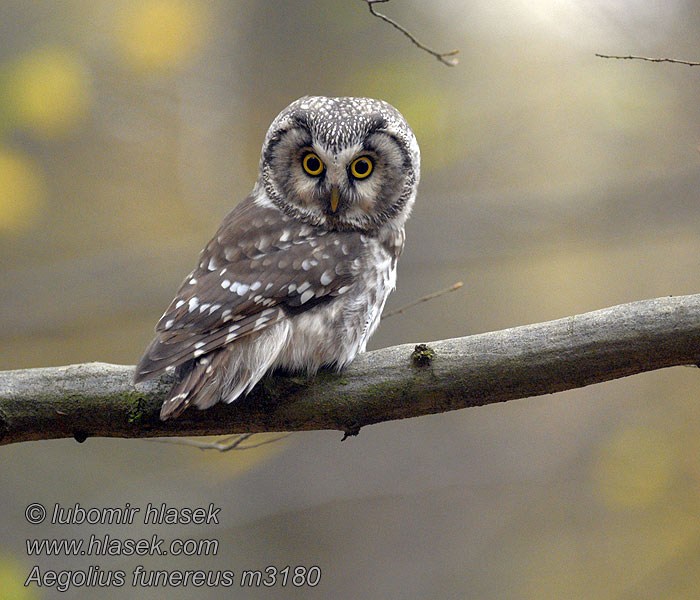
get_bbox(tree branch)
[1,294,699,446]
[364,0,459,66]
[596,53,700,66]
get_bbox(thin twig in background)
[148,432,291,451]
[383,282,463,318]
[365,0,459,66]
[596,53,700,66]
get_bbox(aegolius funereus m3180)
[134,96,420,419]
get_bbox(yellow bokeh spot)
[117,0,207,70]
[4,47,92,138]
[591,426,674,508]
[0,554,37,599]
[0,148,45,234]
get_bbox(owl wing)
[134,196,361,383]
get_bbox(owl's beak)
[330,185,340,213]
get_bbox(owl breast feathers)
[134,96,420,419]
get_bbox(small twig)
[365,0,459,67]
[147,432,290,452]
[383,282,463,319]
[596,54,700,67]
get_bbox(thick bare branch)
[1,294,699,446]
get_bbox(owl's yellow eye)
[350,156,373,179]
[302,152,324,176]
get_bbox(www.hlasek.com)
[23,502,321,591]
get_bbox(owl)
[134,96,420,420]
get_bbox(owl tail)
[160,348,231,420]
[159,324,288,420]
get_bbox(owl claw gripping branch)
[134,96,420,420]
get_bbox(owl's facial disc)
[261,97,420,232]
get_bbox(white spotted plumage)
[134,96,420,420]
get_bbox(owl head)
[257,96,420,233]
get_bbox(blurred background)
[1,0,699,598]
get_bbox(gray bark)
[1,294,699,446]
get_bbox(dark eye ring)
[302,152,324,176]
[350,156,373,179]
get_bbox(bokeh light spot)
[0,147,46,234]
[0,554,36,599]
[4,47,92,138]
[116,0,207,71]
